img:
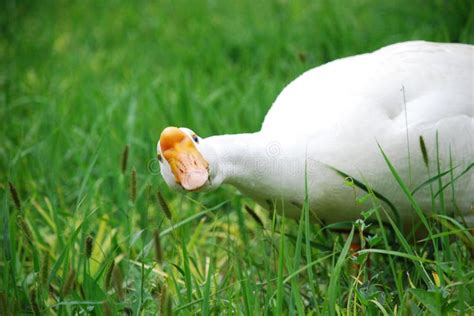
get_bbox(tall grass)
[1,0,473,314]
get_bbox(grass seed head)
[41,251,50,286]
[85,235,94,258]
[157,190,172,220]
[298,52,307,63]
[419,135,429,167]
[121,144,129,174]
[29,288,40,316]
[17,215,33,243]
[8,181,21,210]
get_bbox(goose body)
[158,41,474,228]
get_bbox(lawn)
[1,0,473,314]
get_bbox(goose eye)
[157,153,163,162]
[192,134,199,143]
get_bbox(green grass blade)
[201,256,214,316]
[358,249,435,263]
[411,168,454,195]
[433,163,473,199]
[290,209,306,316]
[377,143,430,231]
[304,160,319,307]
[181,238,193,304]
[275,214,286,315]
[327,226,354,316]
[48,208,98,284]
[326,165,401,227]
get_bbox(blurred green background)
[1,0,473,314]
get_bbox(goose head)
[157,127,222,192]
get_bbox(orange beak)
[159,127,209,191]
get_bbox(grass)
[1,0,474,314]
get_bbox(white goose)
[157,41,474,231]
